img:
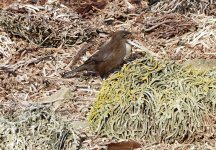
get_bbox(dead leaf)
[107,140,141,150]
[76,0,107,15]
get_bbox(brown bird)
[61,30,132,78]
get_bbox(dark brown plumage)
[61,30,132,78]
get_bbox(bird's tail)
[61,64,89,78]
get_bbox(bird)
[61,30,132,78]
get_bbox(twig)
[143,20,173,32]
[0,55,54,75]
[26,55,54,66]
[123,0,135,11]
[0,66,16,75]
[204,53,216,55]
[69,43,93,67]
[41,76,76,82]
[127,40,160,58]
[147,15,171,24]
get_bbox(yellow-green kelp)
[88,58,216,143]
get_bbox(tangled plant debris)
[88,58,216,143]
[0,108,88,149]
[151,0,216,16]
[143,13,197,39]
[140,14,216,60]
[0,7,98,47]
[0,0,216,149]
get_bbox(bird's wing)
[85,43,114,64]
[85,52,112,64]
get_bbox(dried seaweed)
[88,58,216,143]
[140,14,216,60]
[0,33,15,62]
[143,13,197,39]
[0,7,98,47]
[151,0,216,16]
[0,108,87,149]
[1,0,216,149]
